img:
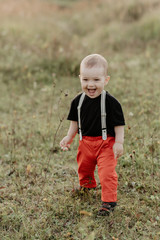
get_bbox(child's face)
[79,66,110,98]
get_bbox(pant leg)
[97,137,118,202]
[77,138,97,188]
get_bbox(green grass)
[0,0,160,239]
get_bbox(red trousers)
[76,136,118,202]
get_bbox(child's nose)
[88,80,94,87]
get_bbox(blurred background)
[1,0,160,146]
[1,0,160,134]
[1,0,160,79]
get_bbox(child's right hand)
[60,136,72,151]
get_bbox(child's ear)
[105,76,110,85]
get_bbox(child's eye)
[83,79,88,81]
[94,79,100,81]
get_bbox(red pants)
[76,136,118,202]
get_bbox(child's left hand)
[113,142,123,159]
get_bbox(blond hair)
[80,54,108,75]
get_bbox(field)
[0,0,160,239]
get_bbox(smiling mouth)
[88,89,96,94]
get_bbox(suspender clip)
[102,129,107,140]
[79,130,83,141]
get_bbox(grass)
[0,0,160,239]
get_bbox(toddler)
[60,54,125,216]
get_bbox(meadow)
[0,0,160,239]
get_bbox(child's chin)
[87,93,99,98]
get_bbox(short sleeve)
[67,99,78,121]
[111,99,125,126]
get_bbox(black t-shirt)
[67,91,125,137]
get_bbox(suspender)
[77,92,85,140]
[101,90,107,140]
[77,90,107,141]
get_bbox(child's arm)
[60,121,78,151]
[113,126,124,158]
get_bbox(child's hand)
[60,136,72,151]
[113,142,123,159]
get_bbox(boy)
[60,54,125,216]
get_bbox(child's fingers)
[60,138,70,151]
[113,149,117,159]
[60,144,68,150]
[61,147,68,151]
[60,140,66,147]
[60,143,70,151]
[114,150,121,159]
[115,151,123,159]
[59,141,64,147]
